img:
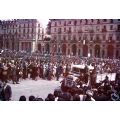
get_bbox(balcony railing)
[70,40,77,43]
[93,39,101,43]
[106,40,115,43]
[102,29,107,32]
[58,31,62,34]
[78,30,82,33]
[44,37,51,41]
[67,30,72,34]
[89,29,94,33]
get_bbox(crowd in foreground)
[0,50,120,101]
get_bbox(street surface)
[9,78,61,101]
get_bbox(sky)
[39,19,49,28]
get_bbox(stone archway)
[116,50,119,58]
[107,45,114,59]
[38,44,41,52]
[94,45,100,58]
[83,45,88,57]
[0,42,3,49]
[72,44,77,56]
[62,44,67,55]
[78,49,81,56]
[6,42,9,49]
[102,50,105,58]
[45,43,50,53]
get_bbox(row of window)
[1,23,41,29]
[53,19,118,26]
[2,34,41,39]
[3,28,42,35]
[53,25,120,33]
[53,34,120,41]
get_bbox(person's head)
[45,97,49,101]
[62,92,71,101]
[54,90,61,97]
[29,95,35,101]
[47,93,55,101]
[19,95,26,101]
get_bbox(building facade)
[46,19,120,59]
[0,19,44,52]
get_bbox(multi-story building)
[46,19,120,59]
[0,19,44,52]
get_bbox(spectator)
[1,82,12,101]
[19,95,26,101]
[29,95,35,101]
[73,94,80,101]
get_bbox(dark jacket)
[1,85,12,101]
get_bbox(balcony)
[106,40,115,43]
[70,39,77,43]
[51,39,56,43]
[58,31,62,34]
[94,39,101,43]
[78,30,82,33]
[102,29,107,32]
[61,39,67,43]
[89,29,94,33]
[67,30,72,34]
[44,37,51,41]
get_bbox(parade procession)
[0,19,120,101]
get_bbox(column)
[76,44,78,57]
[113,47,116,59]
[9,40,12,50]
[92,47,94,58]
[19,42,22,51]
[81,45,83,57]
[104,46,107,58]
[88,44,90,55]
[100,45,102,58]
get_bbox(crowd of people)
[0,49,120,101]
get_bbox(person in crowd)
[11,64,19,84]
[45,93,55,101]
[1,64,9,83]
[55,66,61,81]
[29,95,36,101]
[22,62,28,80]
[0,82,12,101]
[84,90,95,101]
[19,95,26,101]
[73,94,80,101]
[0,81,3,100]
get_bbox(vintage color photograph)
[0,19,120,101]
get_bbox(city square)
[0,19,120,101]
